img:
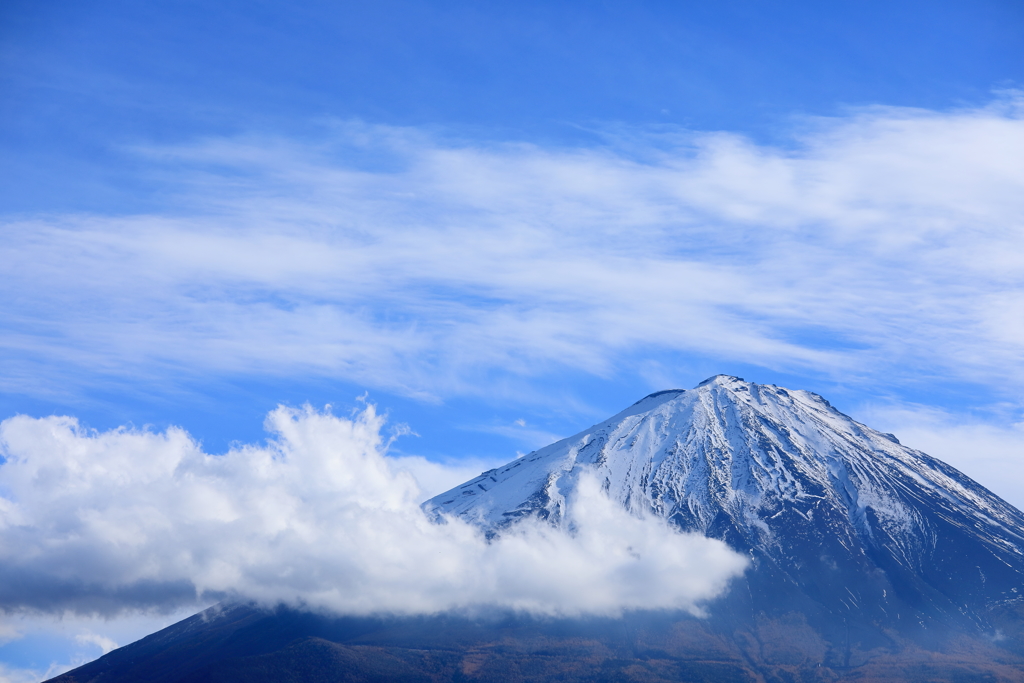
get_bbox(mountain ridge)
[48,376,1024,682]
[425,375,1024,638]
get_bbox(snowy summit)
[427,375,1024,637]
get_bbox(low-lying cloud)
[0,405,747,618]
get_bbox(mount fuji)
[426,375,1024,641]
[50,376,1024,682]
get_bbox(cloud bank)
[0,405,747,618]
[2,96,1023,404]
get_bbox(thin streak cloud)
[1,97,1023,403]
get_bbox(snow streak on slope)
[426,376,1024,626]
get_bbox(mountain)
[426,375,1024,643]
[45,601,1024,683]
[49,376,1024,682]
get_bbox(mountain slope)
[49,376,1024,682]
[48,602,1024,683]
[426,375,1024,639]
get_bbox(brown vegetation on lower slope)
[48,604,1024,683]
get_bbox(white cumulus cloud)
[0,404,747,619]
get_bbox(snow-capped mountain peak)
[426,376,1024,632]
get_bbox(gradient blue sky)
[3,0,1022,452]
[2,1,1024,678]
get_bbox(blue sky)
[2,0,1024,679]
[4,0,1022,216]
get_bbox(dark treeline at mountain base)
[50,378,1024,682]
[48,601,1024,683]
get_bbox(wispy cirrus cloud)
[2,96,1023,404]
[859,402,1024,512]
